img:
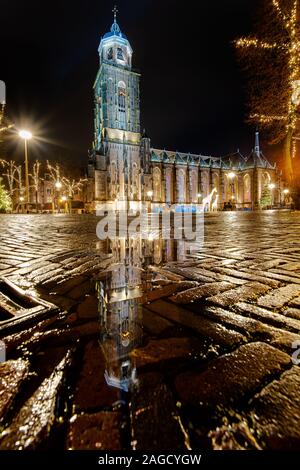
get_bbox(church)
[87,11,283,212]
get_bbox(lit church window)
[117,47,124,60]
[107,47,113,60]
[118,82,126,129]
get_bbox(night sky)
[1,0,262,170]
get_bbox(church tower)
[92,7,141,204]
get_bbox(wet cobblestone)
[0,211,300,450]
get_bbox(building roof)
[150,132,275,171]
[103,20,128,41]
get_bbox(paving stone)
[53,275,89,296]
[175,342,290,410]
[276,261,300,271]
[76,295,98,319]
[283,307,300,320]
[257,284,300,309]
[73,339,120,412]
[146,299,246,347]
[0,359,29,423]
[170,282,235,304]
[0,352,72,449]
[207,282,271,307]
[141,307,174,335]
[131,337,202,368]
[67,411,122,450]
[131,372,187,450]
[242,269,300,285]
[145,281,199,302]
[210,267,281,288]
[289,296,300,308]
[250,367,300,449]
[235,302,300,332]
[191,267,247,285]
[67,280,93,300]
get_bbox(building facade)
[88,14,284,211]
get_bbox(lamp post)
[283,188,290,207]
[146,190,153,213]
[60,195,68,213]
[228,172,236,209]
[19,130,32,212]
[54,180,62,213]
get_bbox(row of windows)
[106,47,126,62]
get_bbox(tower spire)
[254,129,260,156]
[113,5,118,23]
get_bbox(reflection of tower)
[92,9,141,204]
[97,237,145,392]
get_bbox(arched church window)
[117,47,124,61]
[118,82,126,129]
[107,48,113,60]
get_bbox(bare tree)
[47,161,63,213]
[0,160,19,210]
[235,0,300,186]
[62,177,86,213]
[30,160,42,212]
[0,103,13,135]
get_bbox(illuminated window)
[117,48,124,60]
[118,82,126,129]
[107,48,113,60]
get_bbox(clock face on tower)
[107,48,113,60]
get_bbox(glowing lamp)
[19,130,32,140]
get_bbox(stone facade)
[88,16,283,211]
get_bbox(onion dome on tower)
[98,6,133,69]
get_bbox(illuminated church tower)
[86,8,280,212]
[90,7,142,204]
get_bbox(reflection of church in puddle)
[97,236,191,392]
[88,10,282,212]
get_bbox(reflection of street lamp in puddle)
[228,172,236,204]
[268,183,276,209]
[283,188,290,207]
[146,190,153,213]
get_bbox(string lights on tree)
[235,0,300,184]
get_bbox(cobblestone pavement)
[0,211,300,450]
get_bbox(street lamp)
[228,172,236,205]
[146,190,153,198]
[268,183,276,190]
[55,181,62,190]
[19,130,32,211]
[283,188,290,195]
